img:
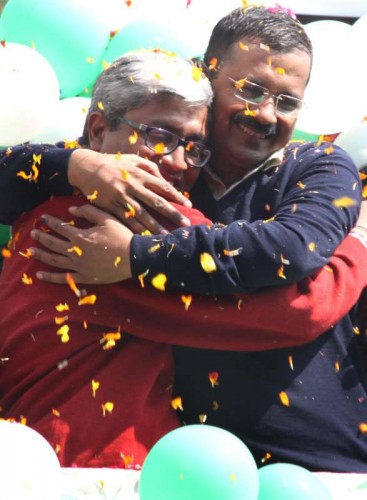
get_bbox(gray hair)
[82,50,213,143]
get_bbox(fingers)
[35,270,69,284]
[29,245,72,270]
[68,203,120,225]
[30,225,71,255]
[35,270,90,285]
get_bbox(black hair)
[204,6,312,71]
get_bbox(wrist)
[68,149,101,188]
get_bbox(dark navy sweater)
[168,142,367,472]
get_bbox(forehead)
[220,42,311,93]
[128,96,209,133]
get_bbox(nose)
[159,145,188,172]
[255,97,277,125]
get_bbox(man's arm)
[26,142,362,293]
[0,145,194,232]
[24,198,367,351]
[130,143,361,293]
[0,143,73,224]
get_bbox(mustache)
[233,113,277,136]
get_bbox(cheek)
[277,119,296,143]
[180,169,200,193]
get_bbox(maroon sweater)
[1,195,366,468]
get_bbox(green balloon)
[139,425,259,500]
[258,463,333,500]
[291,129,320,142]
[0,225,10,247]
[103,19,203,64]
[0,0,111,98]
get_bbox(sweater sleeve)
[0,143,74,224]
[130,143,362,293]
[116,233,367,350]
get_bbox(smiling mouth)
[236,122,272,139]
[233,115,276,139]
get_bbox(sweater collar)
[203,149,284,200]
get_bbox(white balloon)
[31,96,91,144]
[350,12,367,121]
[0,421,61,500]
[0,43,60,147]
[296,20,364,135]
[334,122,367,170]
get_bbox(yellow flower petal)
[200,252,217,273]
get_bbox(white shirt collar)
[203,149,284,200]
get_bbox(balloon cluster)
[0,0,367,158]
[0,0,243,146]
[138,424,332,500]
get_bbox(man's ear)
[88,112,108,151]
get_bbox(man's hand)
[29,204,133,284]
[68,149,192,234]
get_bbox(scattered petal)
[68,246,83,256]
[199,414,207,424]
[57,324,70,343]
[171,397,184,411]
[87,190,98,202]
[151,273,167,291]
[223,247,242,257]
[78,294,97,305]
[138,269,149,287]
[279,391,290,407]
[332,196,358,208]
[125,203,136,219]
[200,252,217,273]
[92,380,100,398]
[56,303,69,312]
[129,131,138,145]
[288,355,294,371]
[66,273,81,297]
[261,452,272,463]
[181,294,192,311]
[277,264,286,280]
[22,273,33,285]
[101,402,114,416]
[209,371,219,388]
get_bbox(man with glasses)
[1,6,367,472]
[0,50,218,468]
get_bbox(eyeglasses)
[227,76,305,118]
[118,116,211,168]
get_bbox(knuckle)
[154,198,164,208]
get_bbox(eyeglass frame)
[226,75,306,118]
[117,116,211,168]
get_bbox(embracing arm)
[0,143,73,224]
[112,232,367,351]
[27,201,367,350]
[0,144,193,232]
[130,142,361,293]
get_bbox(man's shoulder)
[283,140,359,175]
[284,140,353,162]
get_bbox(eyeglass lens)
[235,80,302,116]
[146,129,209,167]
